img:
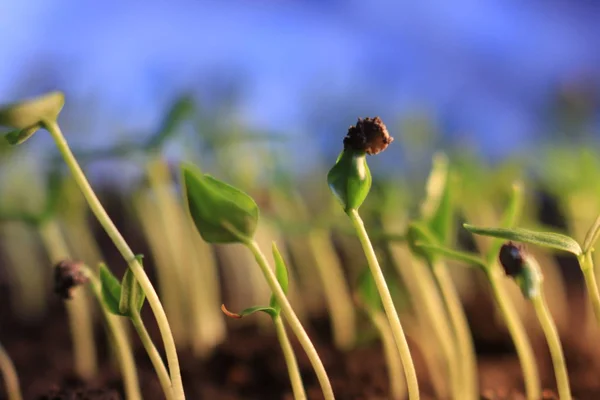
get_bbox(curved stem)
[348,209,420,400]
[0,342,23,400]
[488,268,540,400]
[369,310,406,400]
[131,312,175,400]
[531,293,571,400]
[84,269,142,400]
[44,120,185,400]
[273,315,307,400]
[246,240,335,400]
[38,219,98,381]
[431,261,478,400]
[579,253,600,326]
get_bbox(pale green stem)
[38,219,98,381]
[348,209,419,400]
[83,269,142,400]
[579,253,600,326]
[43,120,185,400]
[131,312,176,400]
[246,240,335,400]
[531,292,571,400]
[488,268,540,400]
[431,261,478,400]
[0,342,23,400]
[307,229,356,350]
[273,315,307,400]
[369,310,406,400]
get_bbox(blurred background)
[1,0,600,166]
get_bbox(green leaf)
[0,92,64,142]
[356,268,382,312]
[147,96,194,150]
[582,214,600,254]
[269,242,289,313]
[221,304,277,319]
[327,150,372,212]
[463,224,582,256]
[406,221,440,262]
[486,182,524,265]
[5,124,42,145]
[99,263,125,316]
[421,153,455,244]
[182,163,259,243]
[414,242,487,271]
[119,255,146,316]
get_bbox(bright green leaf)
[182,163,259,243]
[414,242,487,270]
[327,150,372,213]
[221,304,277,319]
[99,263,125,317]
[119,266,145,316]
[269,242,289,313]
[464,224,582,256]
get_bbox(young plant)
[464,211,600,326]
[221,242,306,400]
[181,163,334,400]
[497,243,571,399]
[0,342,23,400]
[416,183,542,400]
[406,154,477,400]
[0,92,185,399]
[54,261,142,400]
[355,270,406,400]
[327,117,419,399]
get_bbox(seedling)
[355,270,406,400]
[0,342,22,400]
[53,260,142,400]
[181,163,334,400]
[415,183,541,400]
[221,242,306,400]
[464,211,600,326]
[327,117,419,400]
[406,154,477,400]
[0,92,185,400]
[497,243,571,399]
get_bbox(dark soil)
[2,281,600,400]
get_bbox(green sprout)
[416,183,541,400]
[497,244,572,399]
[53,261,142,400]
[181,163,334,400]
[0,342,22,400]
[406,154,477,400]
[464,208,600,327]
[221,242,306,400]
[327,117,419,400]
[355,270,406,400]
[0,92,185,399]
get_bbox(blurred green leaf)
[119,258,146,316]
[414,243,487,270]
[464,224,582,256]
[182,163,259,244]
[486,182,525,265]
[5,125,42,146]
[99,263,125,317]
[269,242,289,314]
[147,95,195,150]
[327,150,372,213]
[356,268,382,312]
[406,221,440,262]
[425,154,455,245]
[583,214,600,254]
[221,304,277,319]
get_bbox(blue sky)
[0,0,599,160]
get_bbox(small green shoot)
[327,150,372,213]
[182,167,333,399]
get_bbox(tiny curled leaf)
[221,304,277,319]
[221,304,242,319]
